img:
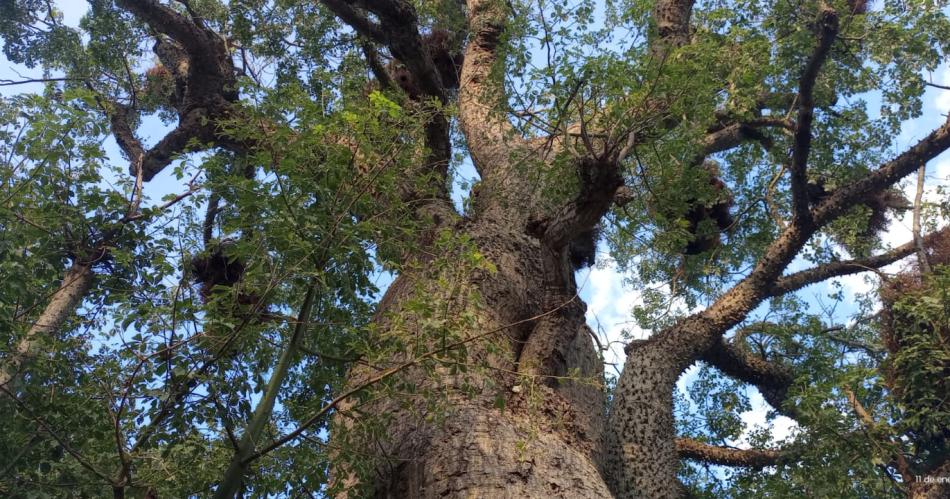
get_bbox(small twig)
[0,76,80,87]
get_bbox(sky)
[578,66,950,447]
[3,0,950,454]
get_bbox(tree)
[1,0,949,497]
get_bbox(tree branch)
[114,0,230,82]
[821,328,884,356]
[325,0,445,102]
[769,227,950,297]
[676,438,783,469]
[115,0,242,181]
[702,337,795,415]
[790,6,839,223]
[532,0,706,252]
[813,117,950,226]
[843,387,915,485]
[0,76,81,87]
[323,0,454,217]
[532,159,623,249]
[214,282,319,499]
[0,264,94,394]
[458,0,522,176]
[360,40,393,91]
[320,0,386,45]
[691,115,950,346]
[609,94,950,499]
[701,118,794,157]
[652,0,695,51]
[913,165,932,273]
[139,108,219,180]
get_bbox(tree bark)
[0,263,94,393]
[331,222,612,498]
[15,2,946,497]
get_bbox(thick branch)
[320,0,386,45]
[701,118,794,157]
[140,108,219,180]
[116,0,203,52]
[116,0,242,181]
[534,159,623,249]
[114,0,233,93]
[702,337,794,414]
[542,0,711,260]
[360,41,393,91]
[652,0,695,50]
[325,0,446,101]
[822,331,883,355]
[536,0,706,252]
[608,90,950,499]
[790,6,839,222]
[694,115,950,351]
[676,438,783,469]
[323,0,453,213]
[814,121,950,227]
[459,0,521,176]
[107,105,145,167]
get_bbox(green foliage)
[1,0,948,496]
[885,266,950,469]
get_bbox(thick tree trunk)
[332,222,612,497]
[604,339,684,498]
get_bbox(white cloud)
[834,272,877,298]
[734,390,799,448]
[581,257,647,368]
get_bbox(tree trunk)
[0,262,94,394]
[332,221,612,497]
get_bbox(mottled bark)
[13,1,948,496]
[606,115,950,497]
[331,222,610,498]
[676,438,782,469]
[323,1,620,491]
[326,0,950,495]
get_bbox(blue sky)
[3,0,950,453]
